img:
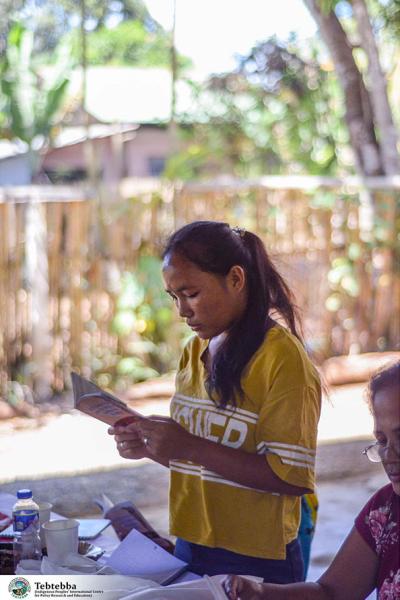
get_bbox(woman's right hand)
[108,424,148,460]
[222,575,267,599]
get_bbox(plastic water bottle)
[12,489,42,571]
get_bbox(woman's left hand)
[137,416,195,462]
[222,575,266,599]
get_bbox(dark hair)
[367,361,400,413]
[163,220,302,408]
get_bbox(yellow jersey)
[169,324,321,559]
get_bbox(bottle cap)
[17,489,33,499]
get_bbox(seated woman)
[223,361,400,600]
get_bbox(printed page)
[105,529,187,585]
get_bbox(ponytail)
[243,231,302,342]
[163,221,302,408]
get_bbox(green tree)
[64,19,189,69]
[167,37,347,179]
[236,36,345,174]
[0,0,24,55]
[75,20,170,66]
[170,0,399,180]
[0,22,72,399]
[296,0,399,355]
[5,0,187,70]
[0,22,70,178]
[2,0,161,57]
[303,0,399,177]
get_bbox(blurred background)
[0,2,399,591]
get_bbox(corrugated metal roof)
[51,124,139,148]
[0,140,28,160]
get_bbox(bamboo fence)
[0,177,399,399]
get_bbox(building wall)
[42,126,173,183]
[124,127,172,177]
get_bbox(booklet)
[105,528,188,585]
[71,372,147,427]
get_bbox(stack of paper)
[105,529,188,585]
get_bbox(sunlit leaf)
[348,243,361,260]
[112,310,136,336]
[341,275,359,297]
[325,294,341,311]
[117,274,145,309]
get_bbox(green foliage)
[325,255,360,314]
[318,0,340,15]
[0,0,24,55]
[170,36,348,178]
[61,0,153,29]
[1,0,160,58]
[66,19,180,68]
[2,0,190,73]
[116,356,158,380]
[0,22,71,162]
[164,140,210,180]
[0,0,185,73]
[238,37,347,175]
[326,0,400,40]
[378,0,400,38]
[328,257,359,296]
[95,255,180,387]
[310,191,337,210]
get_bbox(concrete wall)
[124,127,172,177]
[42,126,173,183]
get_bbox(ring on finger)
[143,436,149,445]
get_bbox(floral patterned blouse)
[355,484,400,599]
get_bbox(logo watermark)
[8,577,31,599]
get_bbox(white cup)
[42,519,79,565]
[37,502,53,548]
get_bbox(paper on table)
[115,575,228,600]
[105,529,187,585]
[172,570,202,584]
[15,554,117,575]
[77,518,111,540]
[0,493,16,517]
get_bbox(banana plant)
[0,22,71,179]
[0,22,72,399]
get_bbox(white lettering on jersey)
[221,418,248,448]
[172,402,249,448]
[172,404,195,432]
[205,412,226,441]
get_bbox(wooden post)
[25,196,52,399]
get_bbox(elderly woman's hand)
[222,575,267,599]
